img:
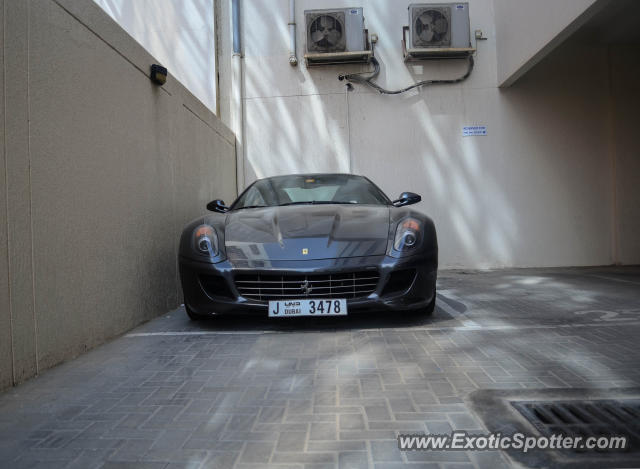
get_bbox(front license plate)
[268,299,347,317]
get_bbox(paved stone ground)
[1,266,640,469]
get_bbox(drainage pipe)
[231,0,245,192]
[288,0,298,66]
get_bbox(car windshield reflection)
[231,174,391,210]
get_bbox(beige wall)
[493,0,607,86]
[0,0,236,389]
[0,0,10,392]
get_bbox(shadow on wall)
[239,0,517,268]
[231,1,495,269]
[346,1,517,268]
[241,0,354,182]
[238,0,615,269]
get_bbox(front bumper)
[179,253,437,317]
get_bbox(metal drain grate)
[511,399,640,452]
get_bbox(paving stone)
[339,430,396,440]
[0,267,639,468]
[405,450,470,462]
[471,450,512,469]
[368,421,423,431]
[272,451,336,464]
[36,430,81,448]
[108,439,154,462]
[235,464,298,469]
[309,422,337,441]
[100,463,167,469]
[448,413,483,431]
[12,447,82,463]
[201,450,239,468]
[338,451,370,469]
[149,429,192,450]
[221,430,278,441]
[66,449,116,469]
[227,414,256,432]
[307,441,367,452]
[370,440,403,462]
[259,407,286,423]
[66,438,123,450]
[276,431,307,452]
[239,441,275,463]
[363,405,391,421]
[144,448,210,463]
[339,414,365,431]
[374,464,438,469]
[113,413,153,429]
[287,414,335,423]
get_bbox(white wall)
[493,0,605,86]
[217,0,633,269]
[93,0,217,112]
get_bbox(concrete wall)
[493,0,607,86]
[0,0,10,394]
[92,0,218,112]
[217,0,635,269]
[610,46,640,264]
[0,0,236,389]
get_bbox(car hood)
[224,205,390,261]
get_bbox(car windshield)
[231,174,390,210]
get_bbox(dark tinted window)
[232,174,390,209]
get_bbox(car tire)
[424,289,436,315]
[411,289,436,316]
[185,304,204,321]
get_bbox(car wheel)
[424,289,436,315]
[185,304,204,321]
[410,289,436,316]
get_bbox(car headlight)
[193,224,219,257]
[394,218,421,251]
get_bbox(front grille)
[234,271,380,302]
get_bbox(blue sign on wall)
[462,126,488,137]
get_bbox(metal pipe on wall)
[231,0,245,192]
[232,0,241,55]
[288,0,298,66]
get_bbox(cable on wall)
[338,55,474,95]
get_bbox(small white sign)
[463,126,487,137]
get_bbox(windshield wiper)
[234,205,268,210]
[278,201,358,207]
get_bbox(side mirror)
[206,199,229,213]
[392,192,421,207]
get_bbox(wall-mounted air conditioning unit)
[403,3,475,60]
[304,8,372,66]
